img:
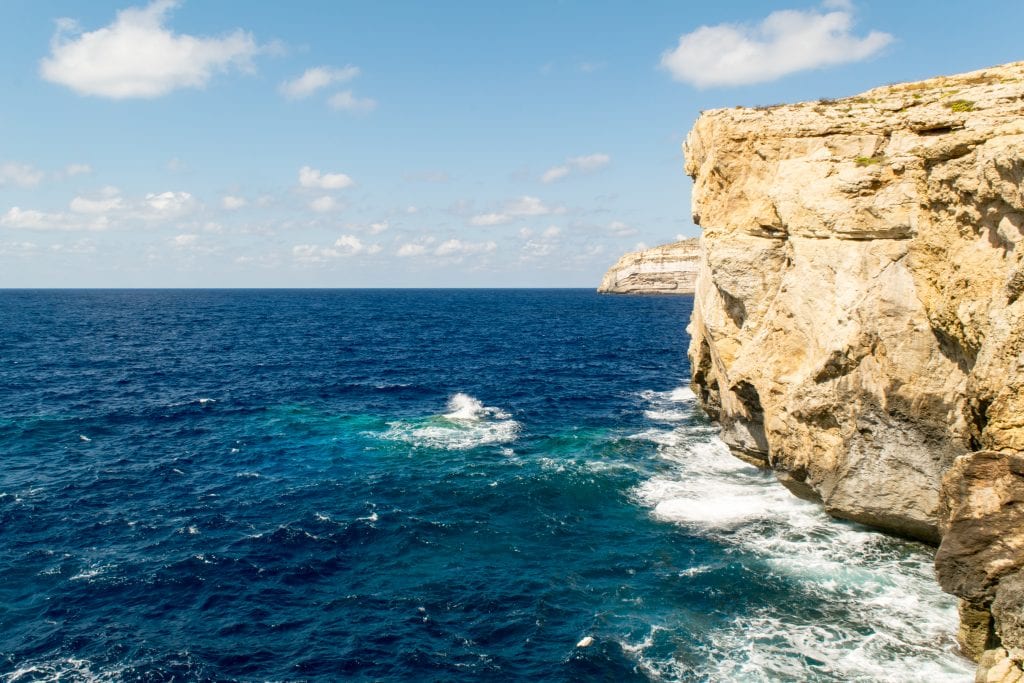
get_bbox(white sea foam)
[642,408,690,423]
[442,392,510,420]
[639,385,697,404]
[378,393,519,451]
[4,656,119,683]
[623,389,973,681]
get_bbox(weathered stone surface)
[684,61,1024,543]
[976,648,1024,683]
[994,572,1024,660]
[959,598,999,661]
[682,61,1024,680]
[597,239,700,294]
[936,452,1024,602]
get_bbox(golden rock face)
[683,61,1024,671]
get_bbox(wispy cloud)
[469,196,563,227]
[279,65,360,99]
[299,166,353,190]
[293,234,380,262]
[541,153,610,183]
[327,90,377,113]
[0,163,45,188]
[660,2,892,87]
[40,0,262,98]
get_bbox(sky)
[0,0,1021,287]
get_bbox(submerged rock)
[597,240,700,294]
[682,60,1024,676]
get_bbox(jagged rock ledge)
[597,239,699,294]
[683,61,1024,678]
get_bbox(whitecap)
[377,393,519,451]
[643,408,690,423]
[443,392,510,420]
[626,421,972,681]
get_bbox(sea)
[0,290,973,682]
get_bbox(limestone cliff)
[597,239,699,294]
[683,61,1024,673]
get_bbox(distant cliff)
[597,239,699,294]
[683,61,1024,678]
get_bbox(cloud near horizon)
[40,0,261,98]
[660,3,892,87]
[469,196,563,226]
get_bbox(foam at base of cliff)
[598,239,700,294]
[623,388,971,682]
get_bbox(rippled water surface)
[0,290,971,681]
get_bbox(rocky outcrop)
[597,239,699,294]
[682,61,1024,670]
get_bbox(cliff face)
[683,61,1024,672]
[597,239,700,294]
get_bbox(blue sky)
[1,0,1021,287]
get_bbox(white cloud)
[541,153,611,183]
[221,195,246,210]
[507,196,557,216]
[470,212,511,227]
[40,0,261,99]
[468,196,562,227]
[70,194,125,214]
[0,241,39,255]
[299,166,353,190]
[368,221,389,235]
[64,163,93,177]
[0,206,110,231]
[660,4,892,87]
[309,195,339,212]
[145,190,193,214]
[0,163,45,188]
[327,90,377,113]
[609,220,637,237]
[434,239,497,257]
[279,65,359,99]
[293,234,377,262]
[570,154,611,172]
[396,243,427,257]
[541,166,570,183]
[520,225,562,259]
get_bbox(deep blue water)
[0,290,971,681]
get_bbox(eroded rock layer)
[683,61,1024,672]
[598,239,700,294]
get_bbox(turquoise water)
[0,290,971,681]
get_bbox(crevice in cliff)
[932,325,978,375]
[732,380,764,421]
[717,286,747,328]
[692,338,721,421]
[968,397,992,450]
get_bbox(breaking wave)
[377,393,520,451]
